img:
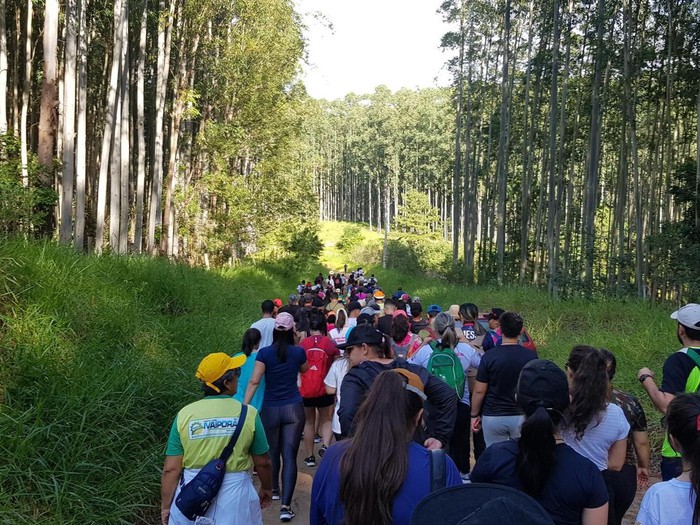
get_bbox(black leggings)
[603,464,637,525]
[448,402,471,474]
[260,402,305,506]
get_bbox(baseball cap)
[486,307,505,321]
[410,484,554,525]
[427,304,442,314]
[671,303,700,329]
[274,312,295,331]
[195,352,246,393]
[393,309,409,319]
[356,313,375,325]
[337,324,385,349]
[361,306,379,317]
[392,368,427,401]
[401,293,410,303]
[288,294,297,303]
[516,359,570,416]
[273,298,283,308]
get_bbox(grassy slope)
[0,225,680,522]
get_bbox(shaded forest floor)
[0,228,678,523]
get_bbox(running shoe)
[460,472,471,484]
[304,455,316,467]
[318,445,328,458]
[272,489,280,500]
[280,506,295,522]
[314,435,321,443]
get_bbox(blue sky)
[295,0,454,100]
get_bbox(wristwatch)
[638,374,653,384]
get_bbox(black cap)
[486,307,505,321]
[347,301,362,314]
[517,359,569,416]
[337,324,385,349]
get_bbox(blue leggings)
[260,402,305,506]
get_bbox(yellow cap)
[195,352,247,393]
[392,368,427,401]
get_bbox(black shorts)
[303,394,334,408]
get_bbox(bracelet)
[638,374,653,384]
[470,413,480,418]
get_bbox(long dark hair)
[459,303,486,336]
[309,310,328,335]
[335,309,348,330]
[390,314,410,343]
[566,345,609,439]
[272,327,295,363]
[339,371,424,525]
[667,393,700,525]
[241,328,261,357]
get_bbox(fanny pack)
[175,404,248,520]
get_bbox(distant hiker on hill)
[161,352,273,525]
[637,303,700,480]
[250,300,276,348]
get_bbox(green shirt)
[166,396,269,472]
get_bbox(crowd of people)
[160,271,700,525]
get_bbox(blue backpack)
[175,404,248,520]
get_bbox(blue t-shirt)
[255,344,306,408]
[311,440,461,525]
[233,351,265,411]
[471,440,608,525]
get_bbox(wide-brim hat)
[410,484,554,525]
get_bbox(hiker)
[447,305,463,332]
[336,324,457,447]
[637,303,700,480]
[458,303,487,348]
[329,309,351,347]
[324,292,343,313]
[409,302,430,335]
[161,353,273,525]
[233,328,265,411]
[243,312,308,522]
[324,344,353,442]
[636,393,700,525]
[346,301,362,328]
[299,312,339,466]
[562,346,629,525]
[410,312,481,480]
[389,310,423,360]
[600,348,650,525]
[310,370,461,525]
[378,298,398,335]
[471,360,609,525]
[250,299,276,348]
[470,312,538,447]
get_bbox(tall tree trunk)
[148,0,176,254]
[134,0,147,253]
[118,0,129,253]
[38,0,59,169]
[495,0,511,285]
[60,0,78,244]
[0,0,7,133]
[74,0,87,250]
[452,0,465,264]
[20,0,32,188]
[547,0,561,297]
[96,0,125,253]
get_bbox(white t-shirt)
[250,317,276,349]
[636,478,694,525]
[562,403,630,471]
[409,341,481,406]
[347,317,357,328]
[324,358,351,434]
[329,326,350,346]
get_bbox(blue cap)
[427,304,442,314]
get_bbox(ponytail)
[241,328,261,357]
[438,327,458,350]
[566,345,609,439]
[516,405,557,497]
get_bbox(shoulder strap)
[687,348,700,370]
[219,404,248,462]
[429,449,447,492]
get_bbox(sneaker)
[460,472,471,484]
[318,445,328,458]
[304,455,316,467]
[314,435,321,443]
[272,490,280,501]
[280,506,295,522]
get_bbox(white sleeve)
[635,485,660,525]
[408,345,431,368]
[324,361,339,388]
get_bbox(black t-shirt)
[660,349,700,394]
[471,440,608,525]
[475,343,537,416]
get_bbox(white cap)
[671,304,700,329]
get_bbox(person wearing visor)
[336,324,457,449]
[311,370,461,525]
[161,352,273,525]
[638,303,700,480]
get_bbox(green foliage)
[0,134,57,236]
[392,189,442,238]
[336,224,364,253]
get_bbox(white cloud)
[295,0,456,100]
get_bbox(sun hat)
[427,304,442,314]
[516,359,570,416]
[410,483,554,525]
[392,368,427,401]
[671,303,700,329]
[374,289,386,300]
[195,352,247,393]
[274,312,295,331]
[336,324,385,349]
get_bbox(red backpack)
[300,335,331,398]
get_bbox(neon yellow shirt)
[166,396,269,472]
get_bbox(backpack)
[427,341,466,399]
[300,336,331,398]
[391,339,413,361]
